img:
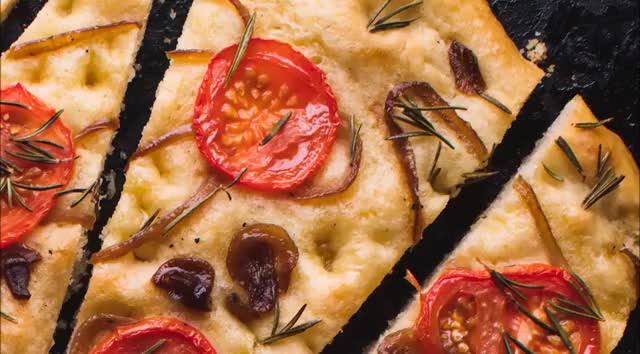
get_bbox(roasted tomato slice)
[193,39,341,192]
[415,264,600,354]
[0,84,74,248]
[89,317,217,354]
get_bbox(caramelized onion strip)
[291,133,362,200]
[90,174,223,263]
[74,119,118,141]
[8,21,140,59]
[513,175,569,268]
[68,313,136,354]
[132,124,192,159]
[228,0,251,24]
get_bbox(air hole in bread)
[56,0,74,15]
[84,49,100,87]
[314,234,339,271]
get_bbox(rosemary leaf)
[260,112,292,146]
[501,331,514,354]
[69,179,99,208]
[549,300,602,321]
[5,150,66,164]
[12,182,63,191]
[461,171,498,186]
[545,305,577,354]
[349,115,362,164]
[224,12,257,87]
[16,140,54,159]
[386,132,431,140]
[162,169,246,235]
[555,136,583,176]
[12,109,64,141]
[368,0,422,33]
[140,209,162,231]
[478,91,512,115]
[0,100,29,109]
[393,103,467,111]
[261,303,322,345]
[569,271,603,318]
[31,138,64,149]
[582,173,625,209]
[428,141,442,184]
[54,187,89,197]
[543,163,564,182]
[141,339,167,354]
[0,310,18,323]
[574,117,614,129]
[505,332,537,354]
[271,302,280,336]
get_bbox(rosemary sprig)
[349,115,362,165]
[260,112,292,146]
[569,271,603,319]
[0,310,18,323]
[12,182,63,191]
[460,171,498,186]
[428,141,442,184]
[549,299,603,321]
[141,339,167,354]
[0,100,29,109]
[545,304,577,354]
[1,178,32,211]
[67,178,100,208]
[261,304,321,345]
[478,91,512,115]
[574,117,614,129]
[543,163,564,182]
[11,109,64,142]
[502,331,536,354]
[387,96,454,149]
[393,102,467,112]
[367,0,422,33]
[555,136,583,176]
[224,12,256,87]
[582,169,625,209]
[162,168,247,235]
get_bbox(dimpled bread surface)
[0,0,152,353]
[373,96,639,353]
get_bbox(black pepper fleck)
[194,238,200,244]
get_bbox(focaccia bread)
[0,1,152,353]
[73,0,541,353]
[0,0,17,22]
[374,96,639,353]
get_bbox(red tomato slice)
[0,83,74,249]
[415,264,601,354]
[89,317,217,354]
[193,39,341,192]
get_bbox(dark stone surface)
[0,0,637,353]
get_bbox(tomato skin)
[89,317,217,354]
[414,264,601,354]
[193,39,341,192]
[0,83,74,248]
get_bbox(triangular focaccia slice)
[374,96,639,353]
[0,0,18,22]
[74,0,540,353]
[0,0,152,353]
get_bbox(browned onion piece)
[74,119,118,141]
[7,21,140,59]
[1,244,42,299]
[132,124,193,159]
[290,132,363,200]
[228,0,251,24]
[166,49,215,62]
[151,257,215,311]
[90,174,224,263]
[226,223,298,314]
[513,175,569,269]
[377,328,419,354]
[68,313,136,354]
[448,40,486,95]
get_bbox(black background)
[1,0,638,353]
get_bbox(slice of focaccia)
[374,96,639,354]
[0,1,152,353]
[73,0,540,353]
[0,0,18,22]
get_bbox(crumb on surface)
[525,38,548,64]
